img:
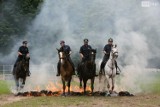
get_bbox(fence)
[0,64,56,80]
[0,65,160,80]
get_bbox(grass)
[0,73,160,107]
[2,96,93,107]
[0,80,11,94]
[2,94,160,107]
[140,72,160,93]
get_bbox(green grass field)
[0,80,10,94]
[0,72,160,107]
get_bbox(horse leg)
[79,77,82,89]
[67,78,71,95]
[19,78,25,92]
[111,77,115,93]
[91,78,95,95]
[14,75,19,92]
[105,76,110,96]
[83,79,87,95]
[62,79,66,96]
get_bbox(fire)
[45,81,91,93]
[34,86,41,92]
[24,81,92,97]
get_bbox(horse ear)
[94,49,97,53]
[56,48,60,51]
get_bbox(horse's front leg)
[91,78,95,94]
[83,79,87,95]
[111,77,115,93]
[67,78,71,95]
[14,76,19,91]
[105,75,110,96]
[79,77,82,89]
[61,79,66,96]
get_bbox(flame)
[34,86,41,92]
[24,81,92,97]
[45,81,91,93]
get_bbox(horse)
[13,56,29,92]
[57,49,74,96]
[78,49,96,94]
[99,44,118,96]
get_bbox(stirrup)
[116,71,120,75]
[27,72,31,76]
[56,73,60,76]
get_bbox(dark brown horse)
[57,49,74,96]
[77,49,96,94]
[13,56,29,92]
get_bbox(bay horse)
[57,49,74,96]
[78,49,96,94]
[13,55,29,92]
[99,44,118,96]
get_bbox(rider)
[78,39,97,76]
[56,40,75,76]
[79,39,92,63]
[99,38,120,75]
[12,41,31,76]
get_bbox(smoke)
[2,0,160,93]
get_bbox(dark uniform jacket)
[59,45,71,54]
[103,44,112,59]
[18,46,29,59]
[79,44,92,60]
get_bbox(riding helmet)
[60,40,65,44]
[84,38,89,42]
[22,41,28,44]
[108,38,113,42]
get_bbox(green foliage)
[0,0,43,53]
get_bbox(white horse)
[99,44,118,96]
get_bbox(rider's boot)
[26,70,31,76]
[115,61,120,75]
[27,61,31,76]
[12,64,16,75]
[94,63,98,77]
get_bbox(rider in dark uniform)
[79,39,92,63]
[12,41,31,76]
[100,38,119,75]
[77,39,97,76]
[56,40,75,76]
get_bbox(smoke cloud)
[2,0,160,93]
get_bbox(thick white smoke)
[3,0,160,93]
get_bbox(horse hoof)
[66,93,71,96]
[105,93,111,97]
[105,92,111,97]
[61,93,66,97]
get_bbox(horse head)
[89,49,96,63]
[21,56,29,73]
[110,44,118,60]
[57,48,68,63]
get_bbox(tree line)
[0,0,43,54]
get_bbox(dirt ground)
[0,94,28,106]
[0,93,160,107]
